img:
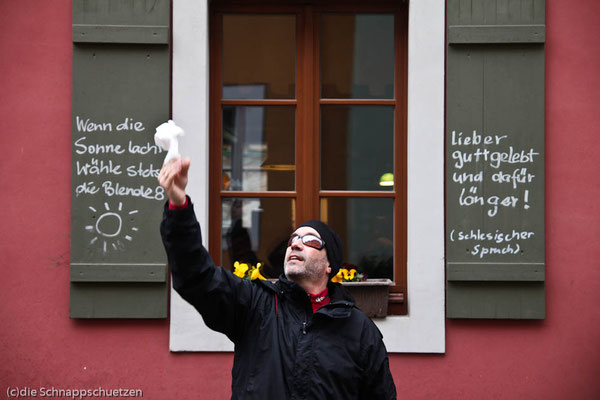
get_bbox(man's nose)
[290,238,303,250]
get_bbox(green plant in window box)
[233,261,267,281]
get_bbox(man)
[158,157,396,399]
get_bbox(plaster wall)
[0,1,598,399]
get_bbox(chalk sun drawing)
[85,202,139,253]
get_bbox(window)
[172,0,445,353]
[209,2,408,314]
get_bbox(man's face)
[284,226,331,282]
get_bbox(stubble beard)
[284,257,328,282]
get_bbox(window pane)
[221,197,295,278]
[321,14,394,99]
[223,106,295,191]
[321,197,393,280]
[321,105,393,191]
[223,15,296,99]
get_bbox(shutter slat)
[71,264,167,283]
[73,24,169,44]
[447,264,544,281]
[448,24,545,43]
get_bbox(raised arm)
[158,157,253,342]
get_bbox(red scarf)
[309,288,330,313]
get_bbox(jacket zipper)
[302,321,307,335]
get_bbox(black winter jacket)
[161,200,397,399]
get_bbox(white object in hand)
[154,120,185,164]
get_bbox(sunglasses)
[287,234,325,250]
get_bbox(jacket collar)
[262,275,355,318]
[319,282,355,318]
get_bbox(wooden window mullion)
[388,8,408,314]
[296,5,318,223]
[209,11,224,260]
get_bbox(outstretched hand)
[157,156,191,206]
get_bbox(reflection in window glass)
[223,106,295,191]
[221,197,295,278]
[321,197,393,280]
[223,15,296,99]
[321,106,394,191]
[321,14,394,99]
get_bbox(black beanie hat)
[297,220,344,278]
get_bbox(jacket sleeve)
[359,322,397,399]
[160,198,253,343]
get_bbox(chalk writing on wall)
[447,130,541,260]
[72,115,164,255]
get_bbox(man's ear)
[326,264,332,275]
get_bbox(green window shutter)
[70,0,171,318]
[445,0,545,319]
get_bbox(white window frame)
[170,0,445,353]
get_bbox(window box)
[342,279,393,318]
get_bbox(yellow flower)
[331,270,344,283]
[341,268,351,280]
[250,263,267,280]
[348,269,356,281]
[331,266,364,282]
[233,262,249,278]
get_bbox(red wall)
[1,1,598,399]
